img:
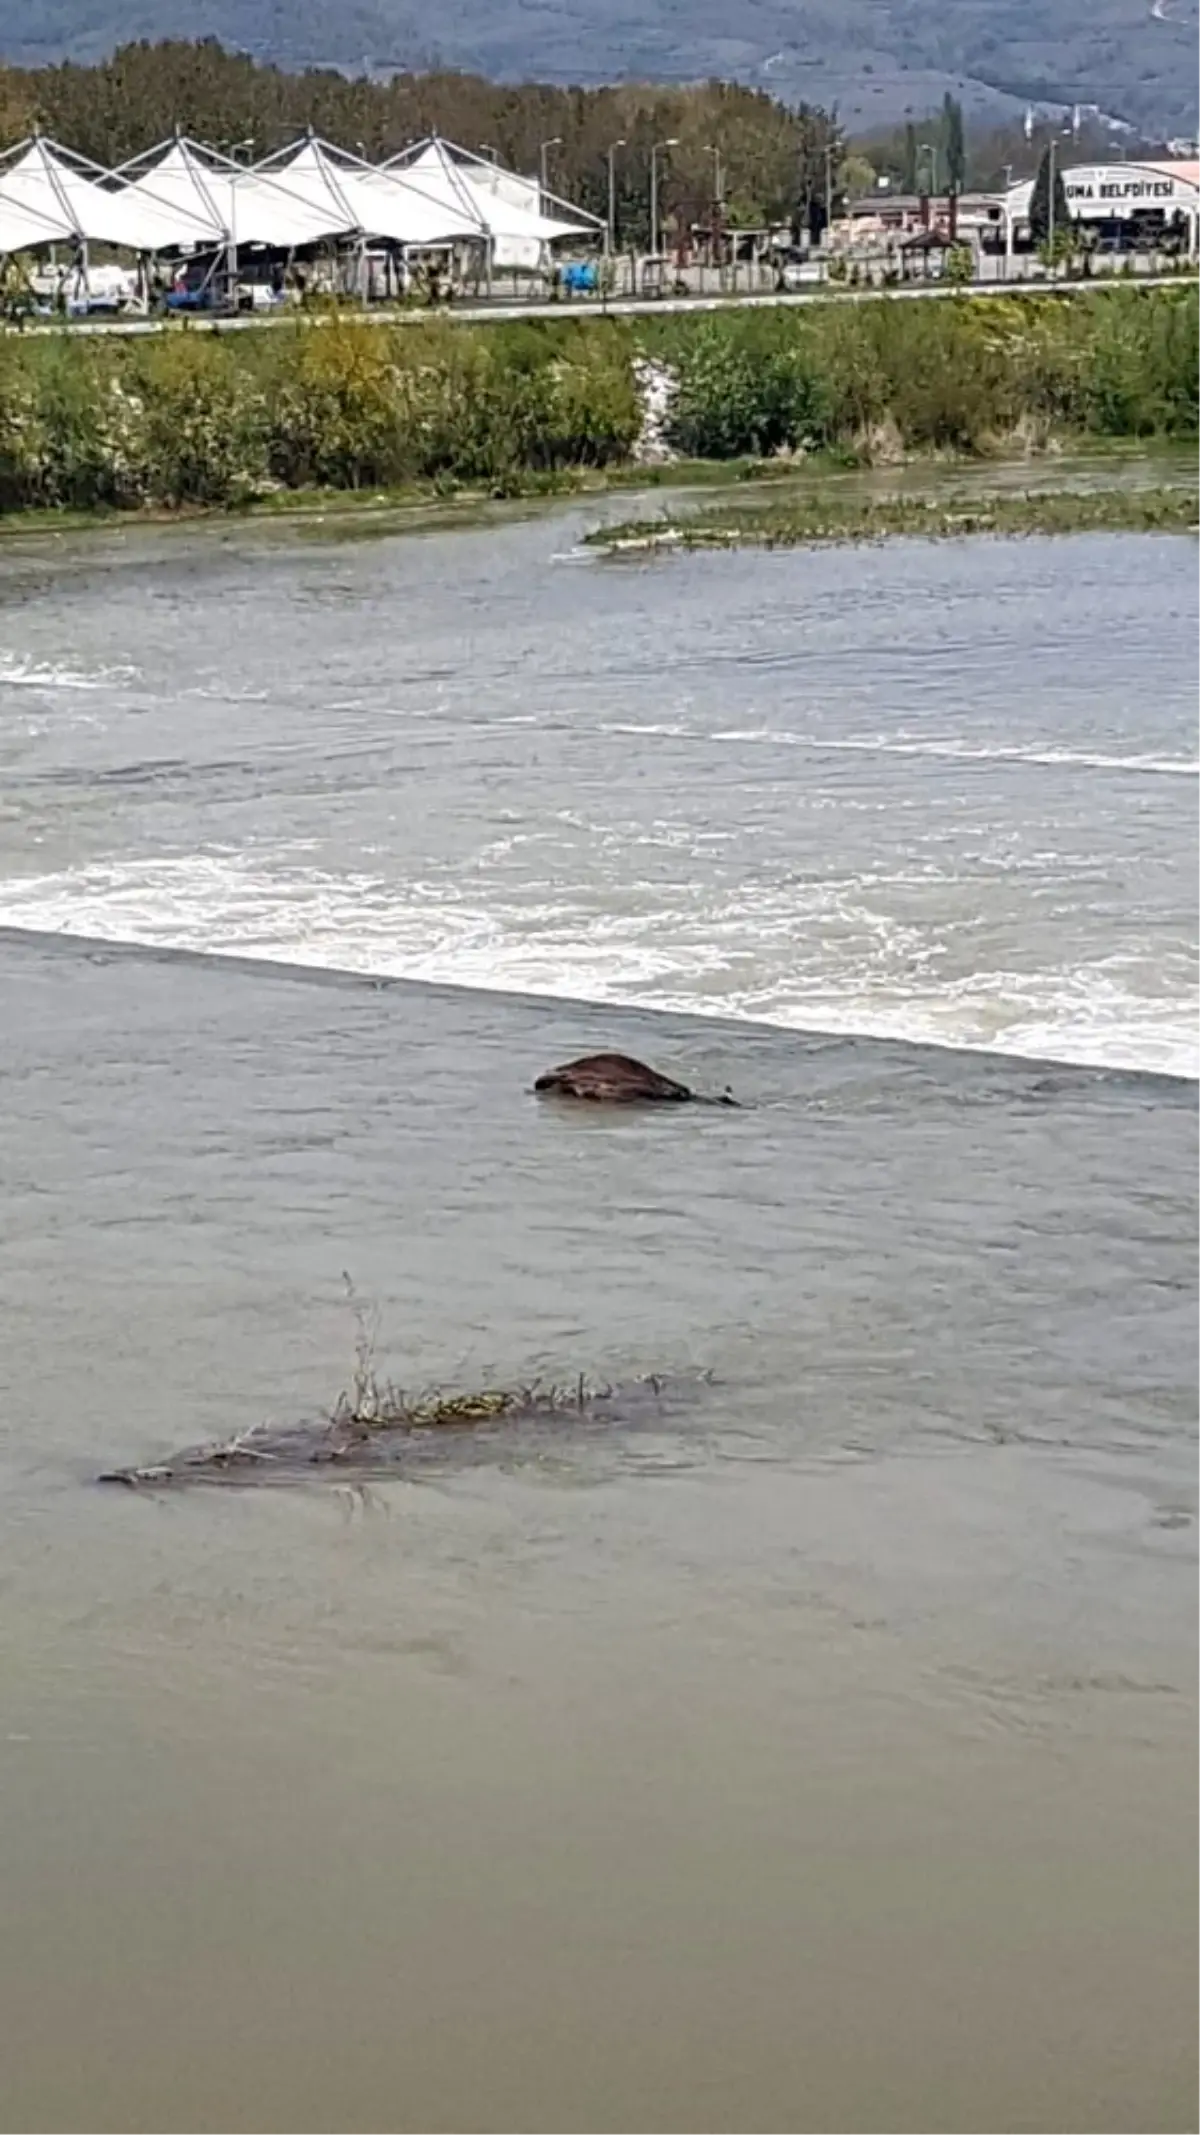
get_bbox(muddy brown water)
[0,929,1195,2135]
[0,491,1196,2131]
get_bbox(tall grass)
[0,287,1193,515]
[650,286,1199,457]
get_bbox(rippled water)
[0,500,1196,2134]
[0,499,1195,1073]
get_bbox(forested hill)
[0,0,1196,135]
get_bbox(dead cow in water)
[534,1052,737,1106]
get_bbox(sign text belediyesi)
[1065,171,1182,208]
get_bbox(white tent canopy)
[0,136,214,250]
[388,138,597,263]
[0,185,76,253]
[258,137,488,246]
[0,130,604,262]
[116,137,350,250]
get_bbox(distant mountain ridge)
[2,0,1196,133]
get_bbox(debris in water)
[98,1372,711,1490]
[534,1052,737,1106]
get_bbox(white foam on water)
[1,850,1194,1081]
[709,730,1199,777]
[0,658,139,693]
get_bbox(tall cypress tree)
[1028,144,1070,244]
[942,93,966,192]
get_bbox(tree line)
[858,102,1179,199]
[0,39,845,246]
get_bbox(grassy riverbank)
[0,285,1194,519]
[586,481,1200,552]
[0,451,841,541]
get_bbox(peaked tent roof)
[111,139,225,244]
[0,181,76,252]
[0,137,215,249]
[387,139,595,243]
[466,156,602,236]
[115,137,351,249]
[257,137,487,245]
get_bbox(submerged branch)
[98,1372,710,1489]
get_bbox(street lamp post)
[606,137,625,254]
[823,139,834,241]
[1046,122,1073,274]
[704,141,725,270]
[919,139,938,208]
[227,141,255,305]
[650,137,677,259]
[538,136,562,203]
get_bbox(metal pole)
[650,138,678,263]
[538,136,562,206]
[824,142,833,239]
[1048,136,1056,266]
[606,139,624,256]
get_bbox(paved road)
[4,270,1194,337]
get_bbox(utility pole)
[919,140,938,227]
[538,135,562,205]
[650,137,677,258]
[606,137,625,255]
[1047,122,1072,271]
[823,139,834,241]
[704,141,725,263]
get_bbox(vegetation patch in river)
[98,1280,708,1489]
[99,1374,705,1488]
[586,483,1200,552]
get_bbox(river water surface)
[0,496,1196,2134]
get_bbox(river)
[0,494,1196,2134]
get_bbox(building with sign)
[1004,161,1198,253]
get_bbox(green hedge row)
[653,285,1199,456]
[0,286,1194,513]
[0,316,641,510]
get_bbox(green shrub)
[134,333,269,504]
[266,320,406,488]
[668,316,830,457]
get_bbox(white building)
[1004,161,1198,252]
